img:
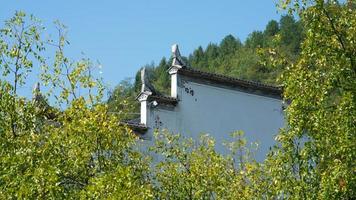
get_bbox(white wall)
[143,75,285,161]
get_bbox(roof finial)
[141,67,159,95]
[171,44,186,68]
[33,82,41,100]
[33,82,40,93]
[32,82,45,103]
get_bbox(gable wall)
[144,74,285,161]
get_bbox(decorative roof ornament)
[140,67,159,95]
[33,82,43,102]
[32,82,50,106]
[171,44,186,68]
[33,82,40,93]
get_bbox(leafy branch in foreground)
[265,1,355,199]
[0,11,152,199]
[150,131,264,199]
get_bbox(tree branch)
[322,5,355,71]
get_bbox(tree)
[150,131,263,199]
[0,12,152,199]
[219,34,242,56]
[245,31,265,48]
[279,15,303,53]
[0,11,45,137]
[189,46,207,70]
[107,78,139,119]
[264,20,279,37]
[265,1,356,199]
[153,57,170,94]
[205,43,219,60]
[3,3,353,198]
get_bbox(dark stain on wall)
[154,115,163,128]
[184,87,195,96]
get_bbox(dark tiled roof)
[177,67,283,98]
[121,118,148,133]
[148,95,178,105]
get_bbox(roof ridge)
[174,67,282,98]
[186,67,281,90]
[151,94,177,99]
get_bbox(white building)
[127,44,285,161]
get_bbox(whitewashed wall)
[142,74,285,161]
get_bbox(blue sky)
[1,0,283,91]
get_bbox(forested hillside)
[107,15,303,112]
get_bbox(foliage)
[107,78,139,120]
[0,12,151,199]
[1,1,355,198]
[264,0,356,199]
[150,131,263,200]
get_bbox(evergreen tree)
[245,31,265,48]
[279,15,303,53]
[189,46,206,70]
[219,34,242,56]
[264,20,279,37]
